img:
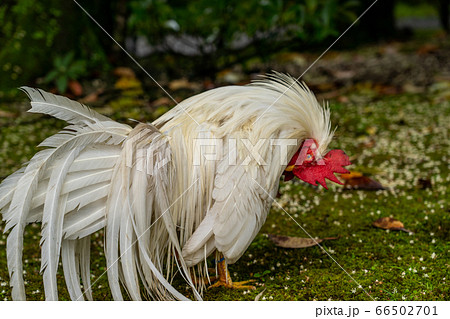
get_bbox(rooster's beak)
[285,165,295,172]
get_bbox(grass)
[0,89,449,301]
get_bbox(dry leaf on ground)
[68,80,83,96]
[168,78,202,91]
[79,88,104,104]
[113,67,136,79]
[417,43,439,55]
[268,234,338,248]
[151,97,174,107]
[340,171,386,190]
[372,217,412,233]
[0,110,17,118]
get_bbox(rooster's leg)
[209,253,256,290]
[190,269,217,286]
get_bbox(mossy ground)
[0,86,448,301]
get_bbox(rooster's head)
[283,139,351,189]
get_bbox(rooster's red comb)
[286,149,351,189]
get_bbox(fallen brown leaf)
[337,95,349,103]
[268,234,338,249]
[68,80,83,97]
[340,171,363,179]
[79,88,104,104]
[151,97,174,107]
[0,110,17,118]
[113,67,136,79]
[372,217,412,233]
[168,78,202,91]
[417,43,439,55]
[340,171,386,190]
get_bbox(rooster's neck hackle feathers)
[155,72,333,153]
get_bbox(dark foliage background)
[1,0,446,93]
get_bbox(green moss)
[0,90,449,301]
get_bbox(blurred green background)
[0,0,448,97]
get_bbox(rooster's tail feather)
[0,89,199,300]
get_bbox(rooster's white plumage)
[0,73,350,300]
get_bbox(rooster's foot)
[208,252,256,290]
[209,278,256,290]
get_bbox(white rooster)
[0,73,350,300]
